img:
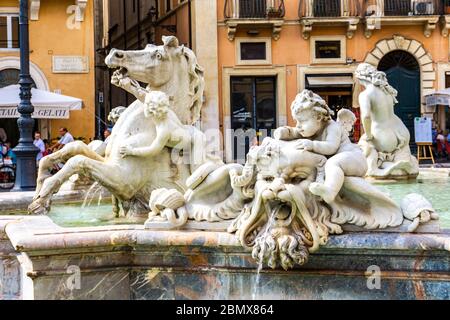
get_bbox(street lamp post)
[12,0,39,192]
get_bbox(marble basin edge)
[1,215,449,257]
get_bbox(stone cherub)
[274,90,367,204]
[119,90,220,173]
[108,106,127,124]
[356,63,419,179]
[143,88,440,269]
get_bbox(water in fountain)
[42,181,146,228]
[97,192,103,207]
[43,181,114,227]
[81,182,102,209]
[252,204,277,300]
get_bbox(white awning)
[0,85,83,119]
[424,88,450,107]
[306,75,354,87]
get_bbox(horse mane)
[182,47,205,124]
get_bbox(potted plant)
[266,6,282,18]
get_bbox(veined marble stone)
[0,216,449,300]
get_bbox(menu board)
[414,117,432,144]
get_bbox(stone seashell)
[149,188,185,213]
[400,193,435,220]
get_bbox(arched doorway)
[378,50,421,147]
[0,68,37,147]
[0,68,23,88]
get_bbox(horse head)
[105,36,205,124]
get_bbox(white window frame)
[0,13,20,51]
[310,36,346,65]
[236,37,272,66]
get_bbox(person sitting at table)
[436,129,447,158]
[0,141,6,164]
[50,127,74,152]
[33,131,46,166]
[3,142,16,166]
[0,127,7,143]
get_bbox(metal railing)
[224,0,285,19]
[362,0,444,16]
[315,0,342,17]
[299,0,360,18]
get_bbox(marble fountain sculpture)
[23,37,448,275]
[356,63,420,180]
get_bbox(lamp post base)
[11,146,38,192]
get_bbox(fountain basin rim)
[1,216,449,257]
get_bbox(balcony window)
[225,0,285,19]
[224,1,285,41]
[384,0,412,16]
[380,0,440,16]
[239,0,267,18]
[314,0,341,17]
[0,15,19,49]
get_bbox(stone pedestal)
[1,216,449,300]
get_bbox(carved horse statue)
[29,36,213,216]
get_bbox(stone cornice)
[225,19,284,41]
[364,15,440,38]
[300,17,360,40]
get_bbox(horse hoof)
[28,198,50,215]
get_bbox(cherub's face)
[143,101,157,118]
[340,120,354,133]
[295,109,323,138]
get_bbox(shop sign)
[426,95,450,107]
[315,41,341,59]
[0,106,70,119]
[414,117,432,143]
